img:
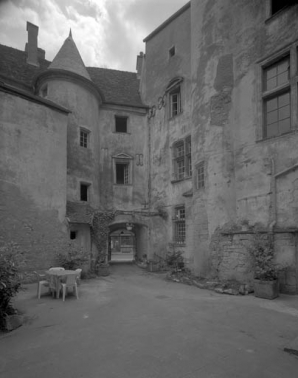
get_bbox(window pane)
[277,71,288,86]
[266,77,277,91]
[279,105,290,120]
[266,66,277,80]
[267,122,279,138]
[176,144,184,157]
[266,98,278,112]
[267,110,278,125]
[279,92,290,107]
[279,118,291,134]
[277,60,289,74]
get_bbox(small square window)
[115,116,128,133]
[116,163,129,184]
[70,231,77,240]
[80,129,89,148]
[80,183,89,201]
[169,46,175,57]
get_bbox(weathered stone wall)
[98,105,148,211]
[142,5,193,265]
[45,78,101,208]
[190,0,298,278]
[0,91,69,274]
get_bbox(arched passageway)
[108,222,148,262]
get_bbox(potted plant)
[0,242,24,331]
[249,234,279,299]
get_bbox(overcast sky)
[0,0,187,72]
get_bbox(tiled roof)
[66,201,94,224]
[0,44,145,107]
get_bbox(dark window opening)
[70,231,77,240]
[271,0,296,15]
[115,116,128,133]
[80,183,89,201]
[116,163,129,184]
[169,46,175,57]
[174,206,185,244]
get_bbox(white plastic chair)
[34,271,50,299]
[75,268,82,285]
[61,274,79,302]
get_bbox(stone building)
[1,0,298,292]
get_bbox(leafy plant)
[165,246,184,272]
[249,234,278,281]
[56,242,89,271]
[0,242,24,330]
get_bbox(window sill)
[256,129,296,144]
[169,111,183,121]
[113,132,131,135]
[172,243,186,247]
[171,176,192,184]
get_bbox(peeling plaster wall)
[191,0,298,281]
[98,106,148,211]
[46,78,101,208]
[0,91,68,272]
[143,6,193,261]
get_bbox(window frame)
[166,77,183,118]
[258,44,298,141]
[172,136,192,182]
[80,182,90,202]
[115,116,128,133]
[196,161,205,190]
[79,128,90,148]
[113,154,133,186]
[173,205,186,245]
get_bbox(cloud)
[0,0,188,71]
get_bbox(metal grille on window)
[174,206,185,244]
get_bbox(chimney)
[25,21,39,67]
[136,51,144,79]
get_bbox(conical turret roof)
[49,30,91,80]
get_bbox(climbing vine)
[90,211,116,266]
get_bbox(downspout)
[270,157,277,232]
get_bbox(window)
[113,153,133,185]
[166,77,183,118]
[115,116,128,133]
[173,206,185,245]
[80,183,89,201]
[169,87,181,117]
[116,163,129,184]
[70,231,77,240]
[80,128,89,148]
[173,136,192,181]
[271,0,295,16]
[262,56,291,138]
[196,161,205,189]
[169,46,175,58]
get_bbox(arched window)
[166,77,183,118]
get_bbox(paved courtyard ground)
[1,264,298,378]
